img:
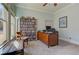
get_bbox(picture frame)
[59,16,67,28]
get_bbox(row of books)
[20,16,37,40]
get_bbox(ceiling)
[15,3,70,14]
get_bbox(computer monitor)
[46,26,51,30]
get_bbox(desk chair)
[16,32,29,54]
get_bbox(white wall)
[16,6,53,31]
[45,20,53,28]
[53,4,79,44]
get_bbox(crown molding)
[53,4,74,15]
[16,5,53,15]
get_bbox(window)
[11,15,16,40]
[0,4,8,46]
[0,19,7,45]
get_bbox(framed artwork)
[59,16,67,28]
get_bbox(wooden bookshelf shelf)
[20,16,37,40]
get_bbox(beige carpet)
[24,40,79,55]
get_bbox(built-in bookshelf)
[20,16,37,40]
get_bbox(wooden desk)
[37,31,58,48]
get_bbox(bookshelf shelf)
[20,16,37,40]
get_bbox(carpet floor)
[24,40,79,55]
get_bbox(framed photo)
[59,16,67,28]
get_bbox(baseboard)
[59,38,79,45]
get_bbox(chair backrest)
[16,32,22,40]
